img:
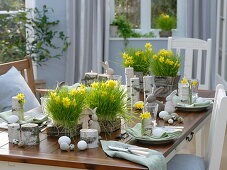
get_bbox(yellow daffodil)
[50,92,57,99]
[125,59,134,65]
[122,52,129,58]
[91,82,99,89]
[70,89,77,95]
[78,88,86,94]
[192,81,198,86]
[161,13,170,19]
[159,56,165,63]
[181,78,188,84]
[101,82,107,88]
[16,93,25,100]
[140,112,151,119]
[145,43,152,49]
[55,96,60,103]
[62,97,71,108]
[152,55,158,59]
[106,80,118,87]
[20,99,26,104]
[133,101,144,110]
[167,51,173,56]
[135,51,142,56]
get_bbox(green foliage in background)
[0,5,70,65]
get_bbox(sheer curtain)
[65,0,110,84]
[186,0,217,89]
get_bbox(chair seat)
[167,154,205,170]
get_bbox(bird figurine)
[100,61,115,75]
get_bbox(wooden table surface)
[0,90,215,170]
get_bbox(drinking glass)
[144,103,159,126]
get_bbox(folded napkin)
[126,123,182,140]
[0,110,48,124]
[101,140,166,170]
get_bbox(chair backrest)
[205,84,227,170]
[168,37,212,90]
[0,57,36,93]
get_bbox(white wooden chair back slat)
[206,84,227,170]
[168,37,212,90]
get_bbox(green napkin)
[0,110,48,124]
[100,140,166,170]
[126,123,182,140]
[176,99,212,107]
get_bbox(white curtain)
[186,0,217,89]
[65,0,110,84]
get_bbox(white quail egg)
[60,142,70,151]
[18,141,25,147]
[168,119,174,124]
[159,111,169,119]
[58,136,71,145]
[152,127,165,137]
[8,115,19,123]
[77,140,87,150]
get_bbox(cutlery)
[108,146,150,157]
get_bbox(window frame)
[110,0,187,37]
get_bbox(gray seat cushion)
[167,154,205,170]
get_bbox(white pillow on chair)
[0,67,40,112]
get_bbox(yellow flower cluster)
[158,49,173,56]
[125,57,134,65]
[77,84,86,94]
[70,89,77,95]
[135,51,143,56]
[91,80,118,89]
[16,93,25,100]
[122,52,129,59]
[133,101,144,110]
[161,13,170,19]
[140,112,151,119]
[165,58,174,65]
[62,97,71,108]
[159,56,165,63]
[106,80,118,87]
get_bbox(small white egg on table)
[159,111,169,119]
[58,136,71,145]
[69,144,75,151]
[152,127,165,137]
[77,140,88,150]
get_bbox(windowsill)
[109,37,168,41]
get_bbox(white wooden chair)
[167,84,227,170]
[168,37,212,90]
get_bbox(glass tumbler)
[144,103,159,126]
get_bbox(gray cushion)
[167,154,205,170]
[0,67,40,112]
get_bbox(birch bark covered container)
[21,123,40,145]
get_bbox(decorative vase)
[159,30,172,37]
[98,118,121,133]
[134,71,144,91]
[154,75,181,98]
[110,25,118,37]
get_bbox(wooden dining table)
[0,90,215,170]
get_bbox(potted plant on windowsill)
[150,49,181,97]
[156,13,176,37]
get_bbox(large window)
[112,0,184,36]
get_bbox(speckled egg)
[18,141,25,147]
[60,142,70,151]
[58,136,71,145]
[77,140,87,150]
[159,111,169,119]
[69,144,75,151]
[152,128,165,137]
[177,117,184,123]
[8,115,19,123]
[12,139,19,145]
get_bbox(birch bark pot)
[21,123,40,145]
